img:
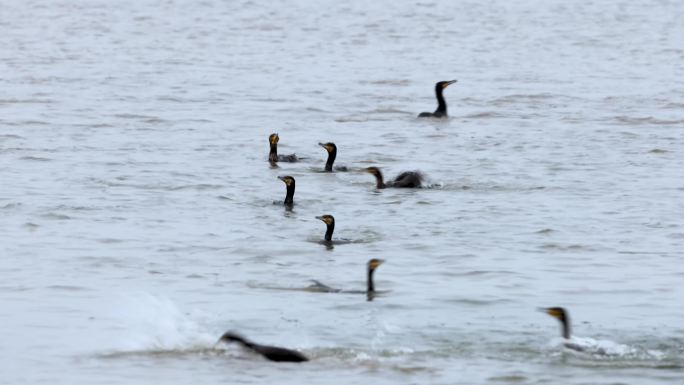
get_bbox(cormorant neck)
[367,268,375,293]
[373,171,386,189]
[284,183,295,205]
[324,222,335,241]
[269,144,278,162]
[226,334,255,349]
[324,149,337,172]
[560,315,571,339]
[435,86,447,116]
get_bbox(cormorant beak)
[443,80,458,88]
[538,307,562,319]
[315,216,324,221]
[278,176,285,181]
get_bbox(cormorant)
[418,80,457,118]
[541,307,585,352]
[318,142,347,172]
[364,166,423,188]
[277,176,295,205]
[216,332,309,362]
[308,258,385,301]
[364,258,384,297]
[315,214,335,241]
[269,133,298,162]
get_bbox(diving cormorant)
[364,166,423,188]
[269,133,298,162]
[277,176,295,205]
[418,80,457,118]
[216,332,309,362]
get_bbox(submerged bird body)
[418,80,457,118]
[217,332,308,362]
[269,133,298,162]
[318,142,347,172]
[365,167,423,188]
[277,176,295,205]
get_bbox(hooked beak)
[277,176,286,182]
[444,80,458,88]
[315,216,324,221]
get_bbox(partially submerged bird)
[318,142,347,172]
[216,332,308,363]
[315,214,336,242]
[269,133,298,162]
[308,258,385,301]
[364,166,423,189]
[541,307,585,352]
[277,175,295,206]
[418,80,457,118]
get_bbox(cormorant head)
[278,175,295,186]
[217,331,245,345]
[315,214,335,226]
[269,133,280,146]
[367,258,384,272]
[543,307,568,322]
[436,80,457,90]
[364,167,382,177]
[318,142,337,153]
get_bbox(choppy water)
[2,0,684,383]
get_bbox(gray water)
[2,0,684,384]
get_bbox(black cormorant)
[315,214,335,241]
[318,142,347,172]
[277,176,295,205]
[269,133,298,162]
[308,258,385,301]
[541,307,585,352]
[418,80,457,118]
[364,166,423,188]
[216,332,308,362]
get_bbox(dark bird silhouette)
[318,142,347,172]
[216,332,308,362]
[315,215,336,242]
[541,307,585,352]
[308,258,385,301]
[269,133,298,162]
[277,176,295,206]
[364,166,423,189]
[418,80,457,118]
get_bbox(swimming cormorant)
[364,166,423,188]
[318,142,347,172]
[216,332,309,362]
[308,258,385,301]
[365,258,384,296]
[269,133,298,162]
[541,307,585,352]
[418,80,457,118]
[277,176,295,205]
[315,215,335,241]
